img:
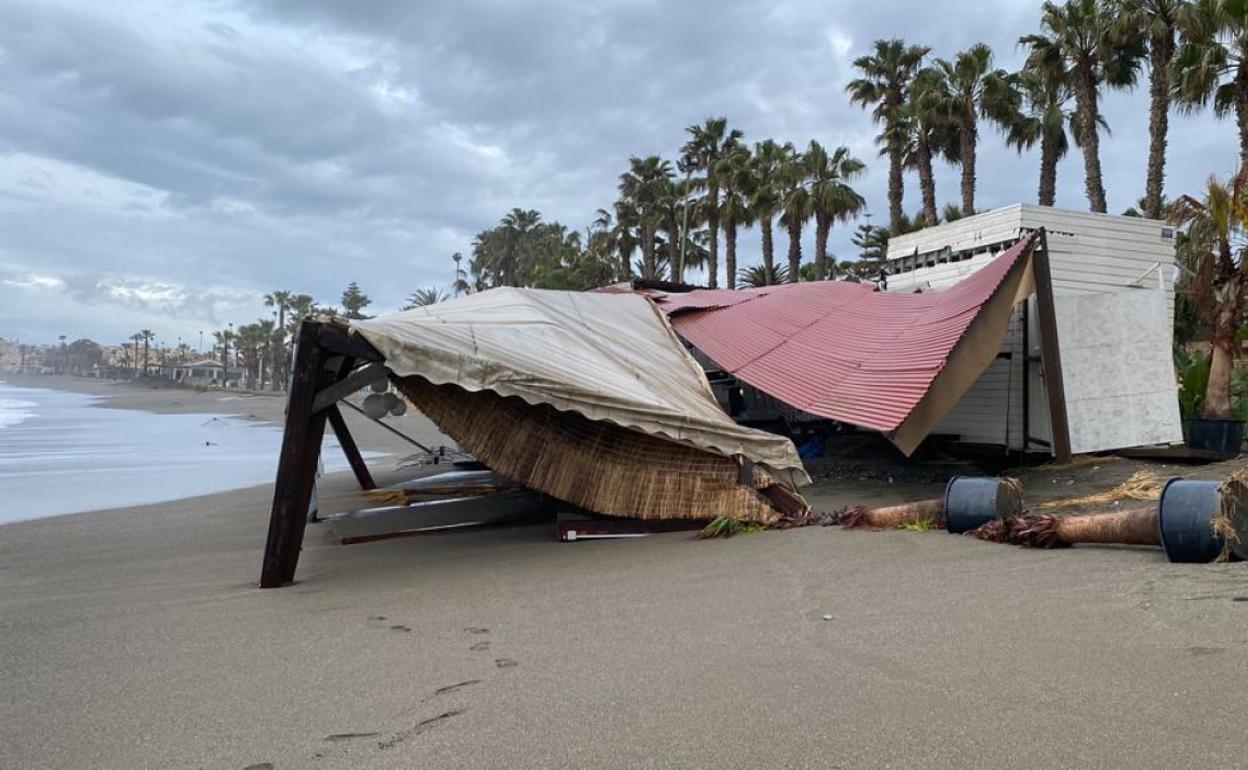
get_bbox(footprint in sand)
[324,732,381,742]
[495,658,519,669]
[464,626,489,634]
[470,641,491,652]
[389,625,411,633]
[435,679,481,696]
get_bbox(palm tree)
[847,39,931,232]
[264,289,293,389]
[933,43,1021,215]
[682,117,743,289]
[750,139,786,278]
[138,329,154,376]
[775,143,811,283]
[404,287,448,308]
[618,156,674,279]
[1022,0,1145,213]
[1117,1,1195,219]
[904,67,958,226]
[805,142,867,280]
[1173,0,1248,170]
[212,328,235,386]
[737,263,791,287]
[1006,67,1076,206]
[1167,169,1248,417]
[499,208,542,287]
[717,145,754,289]
[610,201,640,280]
[658,175,691,282]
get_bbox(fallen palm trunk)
[981,506,1159,549]
[836,476,1023,534]
[970,472,1248,563]
[837,498,945,529]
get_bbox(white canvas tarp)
[350,288,808,486]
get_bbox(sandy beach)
[2,376,1247,769]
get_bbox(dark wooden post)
[259,320,333,587]
[1033,228,1073,464]
[326,404,375,490]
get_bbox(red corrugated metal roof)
[651,236,1034,434]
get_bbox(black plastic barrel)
[1157,478,1226,563]
[1183,418,1244,455]
[944,476,1022,534]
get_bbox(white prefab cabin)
[885,204,1183,455]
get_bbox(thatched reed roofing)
[350,287,807,487]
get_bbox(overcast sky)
[0,0,1238,346]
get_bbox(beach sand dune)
[1,377,1246,769]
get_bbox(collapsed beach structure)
[259,229,1082,587]
[605,230,1072,459]
[259,290,810,587]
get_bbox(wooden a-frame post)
[259,319,385,588]
[1033,228,1073,465]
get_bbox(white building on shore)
[885,204,1182,455]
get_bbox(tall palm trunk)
[887,141,904,233]
[619,243,632,280]
[667,212,683,282]
[1038,131,1058,207]
[1236,62,1248,172]
[814,212,831,280]
[1144,31,1173,220]
[1206,273,1244,419]
[916,133,938,225]
[274,307,286,390]
[786,219,802,283]
[1073,67,1107,213]
[960,108,978,215]
[725,219,738,290]
[641,224,657,279]
[761,216,775,276]
[707,187,720,289]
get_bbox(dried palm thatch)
[393,376,797,524]
[1212,469,1248,562]
[1034,470,1163,509]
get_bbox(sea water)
[0,381,369,524]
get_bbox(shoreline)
[0,373,449,527]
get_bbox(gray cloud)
[0,0,1238,345]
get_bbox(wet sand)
[2,376,1246,768]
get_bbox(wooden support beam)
[311,362,388,414]
[318,322,382,362]
[1032,229,1073,464]
[259,320,335,588]
[326,404,375,490]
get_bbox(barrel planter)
[1183,418,1244,455]
[944,476,1024,534]
[1157,478,1228,563]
